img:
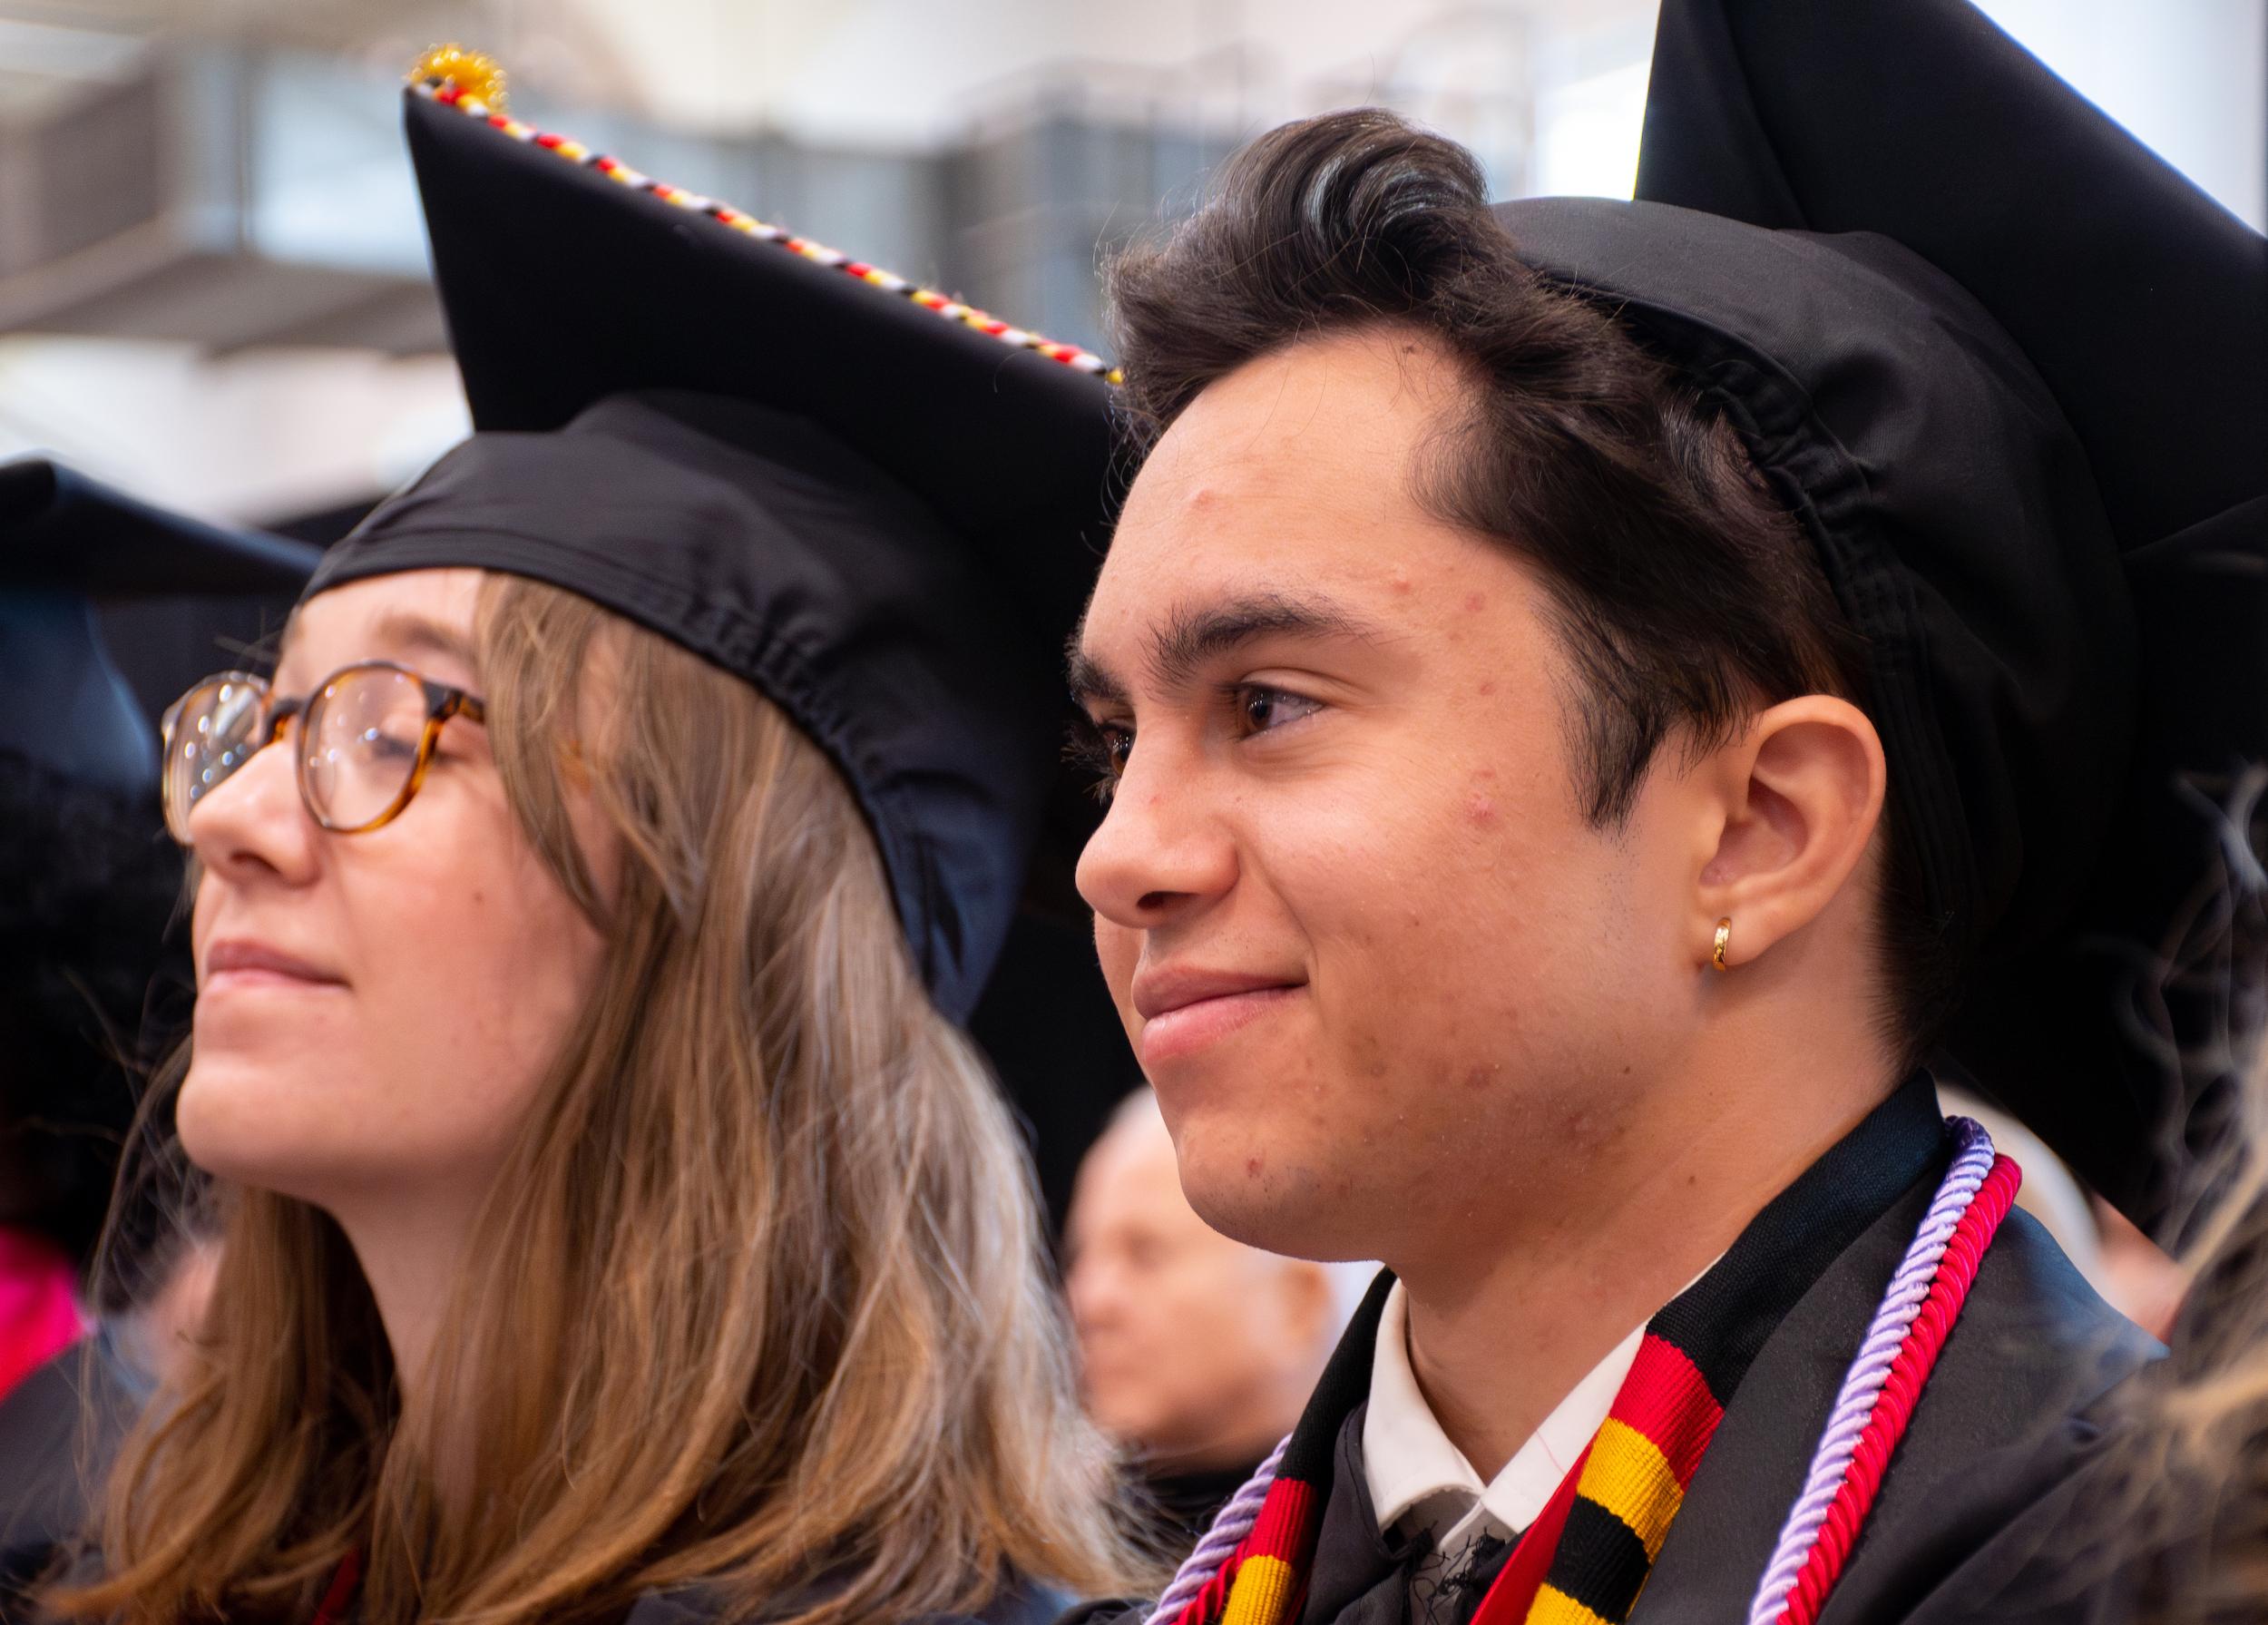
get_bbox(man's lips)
[201,938,347,993]
[1130,966,1306,1066]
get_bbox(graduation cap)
[1493,0,2268,1229]
[304,55,1121,1022]
[1,458,319,1277]
[0,457,322,797]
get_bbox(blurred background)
[0,0,2259,533]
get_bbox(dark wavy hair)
[1104,107,1959,1062]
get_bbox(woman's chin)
[177,1056,344,1193]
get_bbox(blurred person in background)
[15,54,1143,1625]
[2048,966,2268,1623]
[1939,1084,2190,1342]
[2107,1225,2268,1625]
[0,760,161,1405]
[0,460,318,1569]
[1063,0,2263,1620]
[2012,785,2267,1623]
[1067,1090,1361,1544]
[0,747,188,1567]
[2093,1199,2189,1347]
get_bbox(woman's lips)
[200,939,347,996]
[1138,984,1305,1067]
[201,967,348,996]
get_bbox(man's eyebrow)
[1066,642,1126,707]
[1067,591,1383,707]
[1147,592,1380,691]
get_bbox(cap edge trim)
[406,75,1123,386]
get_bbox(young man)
[1065,1,2266,1621]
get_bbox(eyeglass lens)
[164,665,435,840]
[302,666,433,831]
[164,675,269,841]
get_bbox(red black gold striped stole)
[1510,1329,1724,1624]
[1157,1274,1381,1625]
[1155,1078,1960,1625]
[1158,1296,1733,1625]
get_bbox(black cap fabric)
[1636,0,2267,562]
[1,458,321,796]
[1497,0,2267,1228]
[306,80,1119,1021]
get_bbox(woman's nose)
[187,729,319,887]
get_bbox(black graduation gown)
[1066,1077,2158,1625]
[1630,1152,2153,1622]
[623,1581,1070,1625]
[0,1395,1073,1625]
[0,1553,1067,1625]
[1134,1463,1271,1551]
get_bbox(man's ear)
[1690,696,1886,970]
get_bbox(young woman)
[28,58,1144,1625]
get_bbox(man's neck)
[1390,1062,1898,1481]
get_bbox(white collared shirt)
[1361,1280,1645,1584]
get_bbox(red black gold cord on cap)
[406,45,1122,384]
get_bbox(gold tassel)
[407,44,506,110]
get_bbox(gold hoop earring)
[1712,917,1734,973]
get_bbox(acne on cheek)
[1463,767,1501,827]
[1337,1015,1396,1082]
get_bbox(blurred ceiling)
[0,0,1662,138]
[0,0,2257,524]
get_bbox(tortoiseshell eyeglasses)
[160,661,486,845]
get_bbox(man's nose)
[1076,746,1237,931]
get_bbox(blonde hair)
[2097,1059,2268,1624]
[57,573,1140,1623]
[2068,823,2268,1622]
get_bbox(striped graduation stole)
[1151,1083,1994,1625]
[1153,1291,1731,1625]
[1519,1329,1724,1623]
[1520,1121,2021,1625]
[1158,1297,1374,1625]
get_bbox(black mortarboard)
[1,457,322,797]
[304,65,1119,1021]
[1495,0,2268,1229]
[1,458,319,1278]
